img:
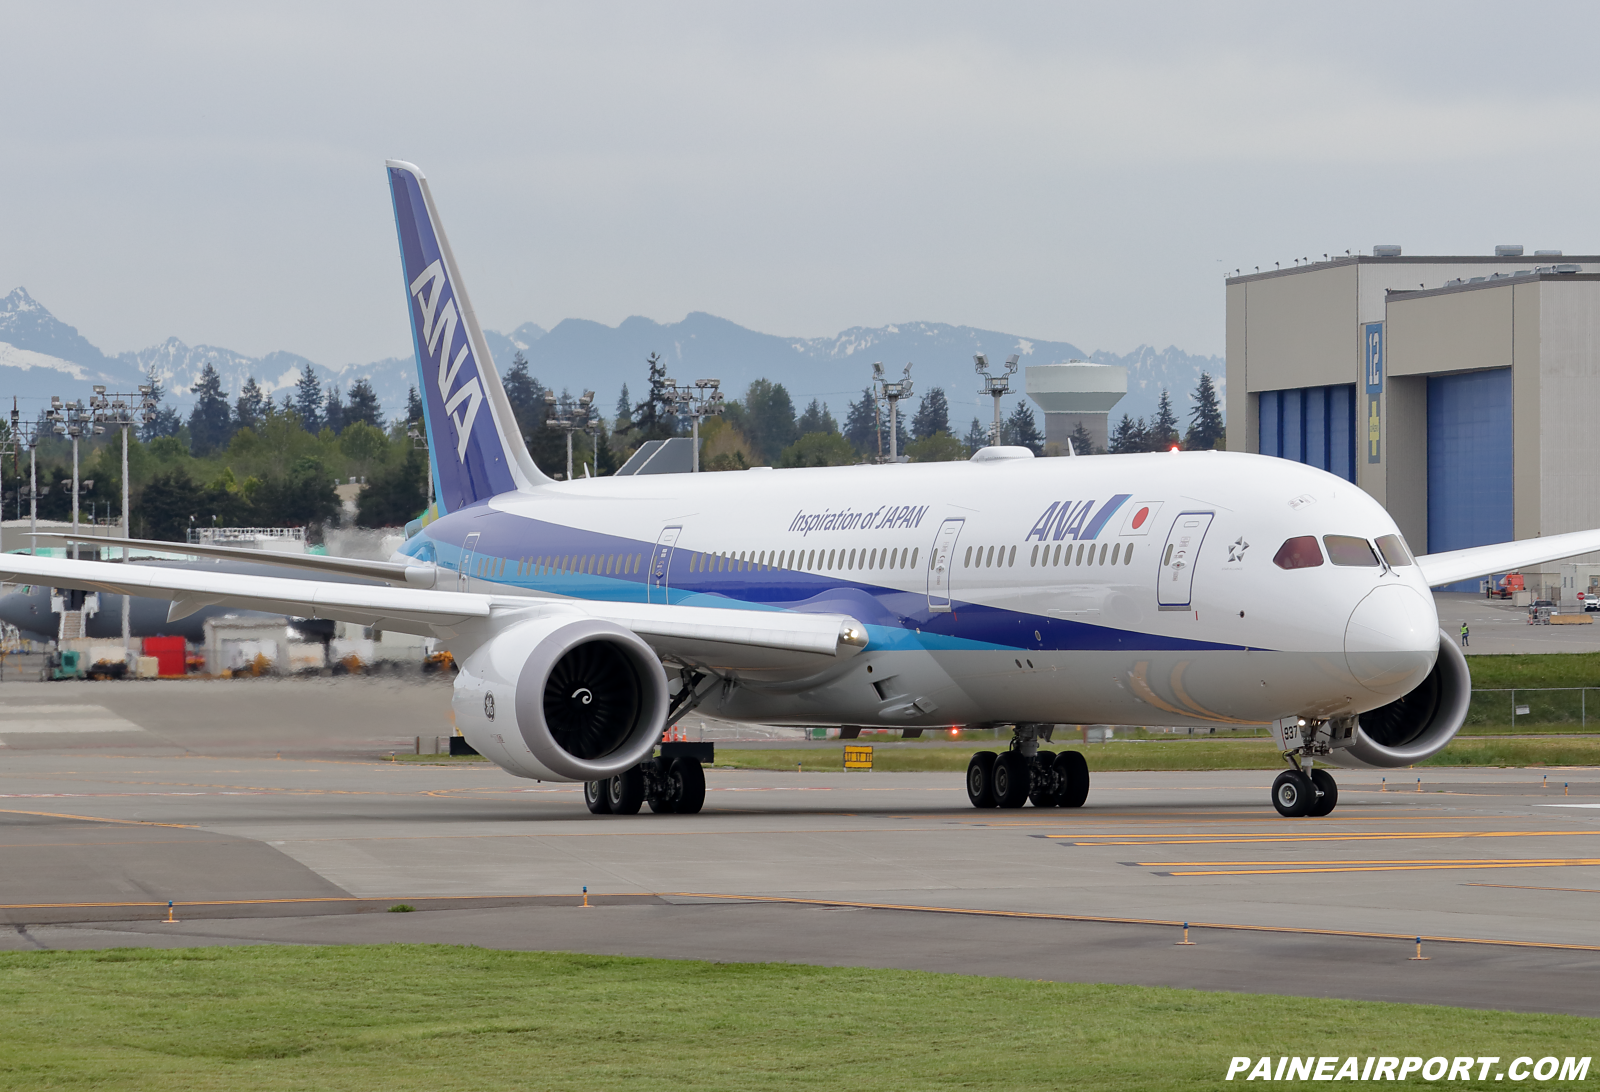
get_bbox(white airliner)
[9,161,1600,819]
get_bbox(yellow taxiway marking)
[0,807,194,829]
[1156,859,1600,876]
[1055,830,1597,846]
[1463,882,1600,895]
[665,892,1600,952]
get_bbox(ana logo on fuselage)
[409,258,485,462]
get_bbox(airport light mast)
[873,362,913,463]
[975,353,1019,447]
[47,397,102,562]
[89,385,157,657]
[543,389,596,479]
[9,406,42,554]
[663,378,724,472]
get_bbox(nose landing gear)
[1271,716,1348,817]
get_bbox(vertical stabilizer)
[386,160,549,512]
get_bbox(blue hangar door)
[1427,369,1513,592]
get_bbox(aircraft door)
[926,518,965,612]
[458,531,480,593]
[648,526,682,604]
[1156,512,1214,610]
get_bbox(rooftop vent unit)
[1446,278,1464,286]
[1469,277,1487,283]
[1372,245,1402,257]
[1557,263,1581,274]
[1495,245,1523,257]
[1536,250,1563,256]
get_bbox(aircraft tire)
[1271,770,1314,818]
[992,752,1030,809]
[607,766,645,815]
[584,779,613,814]
[672,757,706,814]
[1055,750,1090,808]
[1028,750,1057,807]
[1308,769,1338,817]
[966,751,998,808]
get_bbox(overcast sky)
[5,2,1600,366]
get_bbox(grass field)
[717,736,1600,773]
[0,945,1593,1091]
[1465,652,1600,689]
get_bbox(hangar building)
[1225,247,1600,595]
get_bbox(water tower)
[1025,361,1127,455]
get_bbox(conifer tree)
[1004,402,1044,455]
[345,378,382,429]
[293,366,323,433]
[963,416,987,454]
[1108,413,1147,454]
[911,387,950,440]
[1148,389,1179,451]
[1184,371,1225,451]
[234,376,266,432]
[187,362,233,454]
[843,387,879,455]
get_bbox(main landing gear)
[586,753,706,816]
[966,724,1089,809]
[1271,764,1338,817]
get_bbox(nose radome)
[1344,585,1438,695]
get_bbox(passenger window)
[964,546,972,568]
[1272,536,1324,570]
[1111,543,1121,564]
[1124,544,1134,565]
[1323,535,1380,567]
[1375,534,1413,567]
[1007,545,1016,566]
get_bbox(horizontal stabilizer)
[1416,527,1600,588]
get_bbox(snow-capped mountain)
[0,287,1223,430]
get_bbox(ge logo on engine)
[484,693,495,720]
[572,688,593,705]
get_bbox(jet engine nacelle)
[1326,630,1470,769]
[452,614,670,782]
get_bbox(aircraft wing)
[1415,528,1600,588]
[0,554,865,668]
[28,532,420,584]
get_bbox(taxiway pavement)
[1,678,1598,1015]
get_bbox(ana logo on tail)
[408,258,485,462]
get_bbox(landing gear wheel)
[584,779,612,814]
[671,756,706,814]
[1028,750,1057,807]
[607,766,645,815]
[1055,750,1089,808]
[966,751,997,808]
[992,752,1030,809]
[1308,769,1338,817]
[1271,770,1314,817]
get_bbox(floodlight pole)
[664,379,723,472]
[975,353,1019,447]
[28,441,36,551]
[873,362,913,463]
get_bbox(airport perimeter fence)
[1466,688,1600,733]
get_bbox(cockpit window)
[1272,536,1323,570]
[1323,535,1380,567]
[1375,534,1413,567]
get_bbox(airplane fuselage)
[400,448,1441,733]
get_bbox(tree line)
[5,363,426,541]
[0,355,1225,541]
